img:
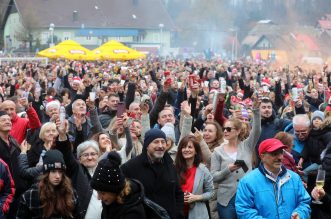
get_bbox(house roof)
[13,0,175,30]
[242,35,261,47]
[295,34,320,51]
[319,20,331,30]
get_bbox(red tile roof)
[295,34,320,51]
[319,20,331,30]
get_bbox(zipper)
[273,182,280,219]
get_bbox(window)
[41,32,49,44]
[63,32,71,40]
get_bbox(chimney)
[73,10,78,22]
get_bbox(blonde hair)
[39,122,58,141]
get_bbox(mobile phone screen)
[116,102,126,117]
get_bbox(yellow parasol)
[37,40,96,60]
[93,40,146,60]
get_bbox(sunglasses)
[223,127,236,132]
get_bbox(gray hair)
[293,114,311,128]
[76,140,100,159]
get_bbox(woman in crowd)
[16,150,80,219]
[91,151,146,219]
[175,135,214,219]
[91,131,117,155]
[211,100,261,219]
[55,120,102,218]
[311,142,331,219]
[27,122,59,166]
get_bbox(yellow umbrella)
[37,40,96,60]
[93,40,146,60]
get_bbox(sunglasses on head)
[223,127,235,132]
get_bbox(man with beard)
[236,138,311,219]
[121,129,184,219]
[255,98,291,165]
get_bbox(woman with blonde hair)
[27,122,59,166]
[211,100,261,219]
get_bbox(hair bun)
[107,151,121,166]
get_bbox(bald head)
[0,100,16,120]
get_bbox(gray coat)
[188,163,215,219]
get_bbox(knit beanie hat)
[312,110,325,122]
[143,128,166,149]
[90,152,125,193]
[161,123,176,143]
[43,149,66,172]
[0,111,8,117]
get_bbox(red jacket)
[0,158,15,214]
[10,107,41,144]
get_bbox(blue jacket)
[235,164,311,219]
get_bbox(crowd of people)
[0,57,330,219]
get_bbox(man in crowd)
[99,93,119,128]
[255,98,291,165]
[0,98,41,144]
[0,111,29,217]
[121,129,184,219]
[236,138,311,219]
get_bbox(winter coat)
[302,128,331,165]
[121,151,184,219]
[0,159,15,216]
[16,184,80,219]
[187,164,214,219]
[54,138,94,218]
[101,179,146,219]
[98,110,117,129]
[0,136,29,198]
[10,107,41,144]
[236,164,311,219]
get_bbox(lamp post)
[229,27,238,61]
[49,23,55,47]
[159,23,164,56]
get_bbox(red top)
[181,166,197,216]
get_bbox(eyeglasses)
[80,152,98,158]
[294,130,308,136]
[223,127,236,132]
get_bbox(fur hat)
[143,129,166,149]
[90,152,125,193]
[312,110,325,122]
[161,123,176,143]
[43,150,66,172]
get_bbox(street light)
[159,23,164,55]
[49,23,55,47]
[229,27,238,61]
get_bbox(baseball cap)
[258,138,287,156]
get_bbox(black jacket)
[121,151,184,219]
[0,136,29,197]
[302,128,331,165]
[101,179,146,219]
[54,138,92,218]
[16,184,80,219]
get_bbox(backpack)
[132,179,170,219]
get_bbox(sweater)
[211,108,261,206]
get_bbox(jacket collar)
[258,162,287,182]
